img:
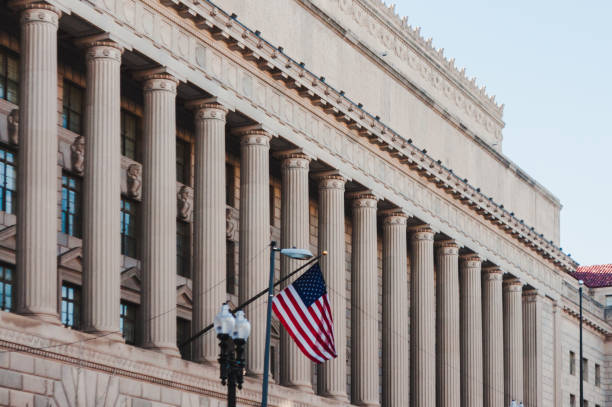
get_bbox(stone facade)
[0,0,608,406]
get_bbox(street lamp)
[214,304,251,407]
[261,241,313,407]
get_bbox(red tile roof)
[574,264,612,288]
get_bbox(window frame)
[120,109,140,160]
[570,351,576,375]
[226,240,236,294]
[120,198,139,258]
[61,282,81,329]
[0,146,17,214]
[177,317,192,360]
[61,172,82,238]
[0,263,14,311]
[120,301,138,345]
[176,137,191,185]
[0,48,19,104]
[62,80,84,134]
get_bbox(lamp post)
[261,241,313,407]
[579,279,584,407]
[213,304,251,407]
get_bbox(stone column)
[482,267,504,407]
[435,240,460,407]
[523,288,543,407]
[81,41,123,339]
[188,100,228,364]
[410,226,435,407]
[141,73,180,356]
[382,211,409,407]
[278,152,312,390]
[316,174,348,401]
[503,278,524,405]
[350,192,379,407]
[238,128,271,377]
[14,2,60,323]
[460,255,483,407]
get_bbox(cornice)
[133,0,576,273]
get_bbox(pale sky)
[393,0,611,266]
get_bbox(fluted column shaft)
[279,152,312,390]
[482,267,504,407]
[523,289,543,407]
[435,241,460,407]
[141,74,179,356]
[82,41,122,338]
[190,101,228,363]
[316,175,348,401]
[382,212,409,407]
[460,255,483,407]
[350,193,379,407]
[503,278,524,405]
[238,129,271,377]
[410,226,435,407]
[15,3,60,322]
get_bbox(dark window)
[176,138,191,185]
[226,163,234,207]
[121,198,138,258]
[269,184,275,226]
[570,394,576,407]
[583,358,589,382]
[62,81,84,134]
[177,221,191,278]
[61,173,82,238]
[120,301,137,345]
[596,363,601,387]
[61,283,81,329]
[0,264,14,311]
[177,317,192,360]
[226,240,236,294]
[570,351,576,375]
[0,148,16,214]
[121,110,139,160]
[0,49,18,104]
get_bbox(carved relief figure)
[7,108,18,145]
[177,185,193,220]
[127,164,142,199]
[70,135,85,175]
[226,207,238,240]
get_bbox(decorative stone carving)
[226,206,238,241]
[70,135,85,175]
[127,163,142,199]
[7,108,18,145]
[177,185,193,220]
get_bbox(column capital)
[9,0,60,18]
[84,41,122,63]
[381,209,408,226]
[435,239,458,255]
[409,225,434,241]
[276,151,311,169]
[503,277,523,292]
[186,98,229,120]
[141,73,178,94]
[522,288,542,302]
[482,266,503,280]
[233,126,272,147]
[316,173,346,190]
[348,191,377,208]
[460,254,482,268]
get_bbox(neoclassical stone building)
[0,0,608,406]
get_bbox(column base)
[284,383,314,394]
[18,311,62,325]
[142,344,182,358]
[319,392,349,402]
[83,329,124,343]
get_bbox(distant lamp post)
[214,304,251,407]
[261,241,314,407]
[579,279,584,407]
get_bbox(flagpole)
[261,241,278,407]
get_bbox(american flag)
[272,263,337,363]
